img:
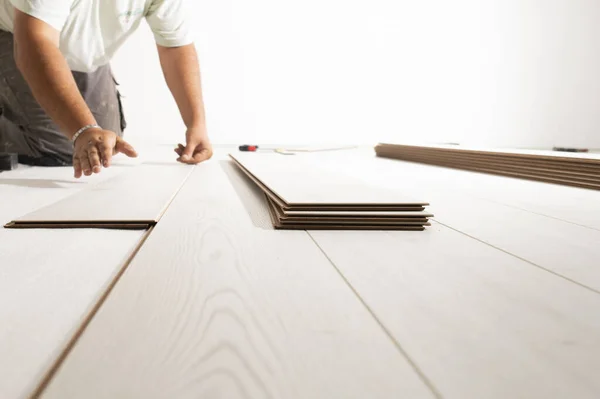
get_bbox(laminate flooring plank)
[377,147,600,177]
[375,151,600,190]
[377,150,600,184]
[0,165,144,399]
[41,161,435,399]
[308,150,600,290]
[372,154,600,231]
[377,143,600,163]
[11,164,192,225]
[230,152,427,206]
[309,226,600,399]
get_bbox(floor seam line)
[476,197,600,232]
[432,220,600,295]
[306,231,444,399]
[155,165,196,222]
[29,227,155,399]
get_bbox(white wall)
[112,0,600,149]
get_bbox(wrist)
[186,123,207,133]
[65,118,99,139]
[185,112,206,129]
[71,124,102,144]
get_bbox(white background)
[112,0,600,149]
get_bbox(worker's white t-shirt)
[0,0,192,72]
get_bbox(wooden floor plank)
[309,226,600,399]
[307,150,600,291]
[9,165,192,227]
[230,152,428,206]
[41,160,435,399]
[376,143,600,163]
[0,165,144,399]
[373,152,600,230]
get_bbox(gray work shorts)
[0,30,126,166]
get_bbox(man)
[0,0,212,178]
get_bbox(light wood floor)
[1,147,599,399]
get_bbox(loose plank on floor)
[41,161,435,399]
[9,164,192,227]
[0,165,144,399]
[310,226,600,399]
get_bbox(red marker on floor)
[239,145,259,152]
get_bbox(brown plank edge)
[378,149,600,181]
[379,151,600,185]
[267,197,431,224]
[378,147,600,176]
[376,143,600,167]
[375,146,600,191]
[4,221,154,230]
[266,195,429,231]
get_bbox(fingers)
[72,129,124,177]
[176,140,213,165]
[174,143,184,157]
[88,147,102,173]
[73,157,82,178]
[99,136,115,167]
[115,138,138,158]
[80,153,92,176]
[192,148,213,163]
[179,141,197,162]
[177,147,213,165]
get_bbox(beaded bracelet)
[71,124,101,144]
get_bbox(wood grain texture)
[0,165,144,399]
[309,226,600,399]
[308,150,600,291]
[230,152,428,206]
[41,161,435,399]
[10,164,192,225]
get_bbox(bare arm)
[12,8,137,177]
[157,43,205,129]
[158,43,212,163]
[13,8,96,138]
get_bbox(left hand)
[175,126,213,164]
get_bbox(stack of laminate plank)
[375,143,600,191]
[229,152,433,230]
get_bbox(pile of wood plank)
[229,152,433,230]
[375,143,600,190]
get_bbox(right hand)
[73,128,138,178]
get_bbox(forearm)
[158,43,206,129]
[13,33,96,138]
